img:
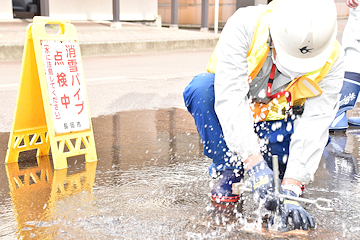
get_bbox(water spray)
[232,155,333,211]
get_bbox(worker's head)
[269,0,337,74]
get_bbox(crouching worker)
[183,0,344,231]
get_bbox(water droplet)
[286,122,292,132]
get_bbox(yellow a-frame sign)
[5,17,97,169]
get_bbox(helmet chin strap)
[268,34,306,80]
[271,50,306,80]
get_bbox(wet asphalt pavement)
[0,49,360,239]
[0,108,359,239]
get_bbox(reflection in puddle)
[5,155,97,239]
[0,108,359,239]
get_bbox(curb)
[0,44,24,61]
[0,37,219,61]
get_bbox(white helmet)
[270,0,338,73]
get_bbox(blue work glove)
[247,161,277,211]
[280,190,315,231]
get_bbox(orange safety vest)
[206,0,340,122]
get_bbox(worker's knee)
[183,73,215,113]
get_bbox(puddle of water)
[0,108,359,239]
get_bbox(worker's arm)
[281,53,344,231]
[215,6,278,211]
[214,6,262,161]
[283,47,345,186]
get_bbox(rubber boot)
[330,112,348,131]
[330,72,360,131]
[211,169,244,203]
[348,117,360,126]
[323,133,357,182]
